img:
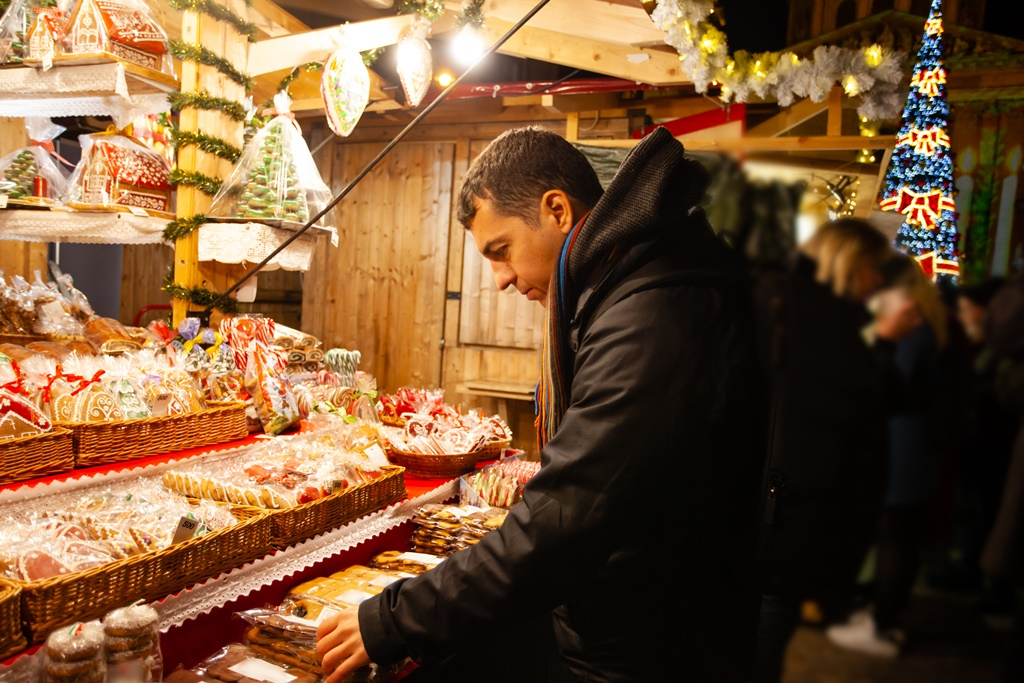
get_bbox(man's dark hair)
[457,126,605,229]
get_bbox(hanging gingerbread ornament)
[321,43,370,137]
[396,15,433,108]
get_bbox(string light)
[451,24,485,66]
[436,71,454,87]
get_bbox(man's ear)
[539,190,575,235]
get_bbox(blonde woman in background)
[829,252,974,657]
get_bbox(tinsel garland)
[168,91,248,121]
[169,40,254,90]
[168,0,257,41]
[362,48,383,67]
[163,213,209,241]
[171,128,242,162]
[650,0,907,119]
[163,274,242,315]
[454,0,485,28]
[397,0,444,21]
[169,169,223,196]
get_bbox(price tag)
[363,444,390,468]
[127,206,150,217]
[369,574,402,588]
[42,54,53,71]
[228,659,296,683]
[396,551,444,566]
[0,195,7,209]
[150,392,173,417]
[171,516,200,544]
[334,589,374,606]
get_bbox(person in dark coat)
[315,127,768,682]
[752,219,921,681]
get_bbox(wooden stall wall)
[302,139,453,395]
[120,245,173,326]
[0,118,47,280]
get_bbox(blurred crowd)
[751,217,1024,683]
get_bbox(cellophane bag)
[0,0,63,65]
[61,0,174,76]
[65,129,173,215]
[0,118,70,205]
[208,94,332,225]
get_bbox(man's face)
[468,193,575,307]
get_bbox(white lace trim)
[197,222,336,272]
[154,480,457,631]
[0,62,172,119]
[0,208,169,245]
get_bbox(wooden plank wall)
[0,117,48,280]
[301,140,453,394]
[120,244,173,326]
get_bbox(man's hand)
[316,608,371,683]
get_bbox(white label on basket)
[128,206,150,217]
[42,53,53,71]
[171,516,200,544]
[150,392,173,417]
[397,552,444,566]
[369,574,403,588]
[0,195,8,209]
[229,658,296,683]
[364,444,390,468]
[334,589,375,606]
[445,505,484,518]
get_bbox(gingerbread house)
[25,8,66,63]
[68,133,173,215]
[62,0,169,72]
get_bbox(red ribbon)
[0,360,32,397]
[70,370,105,397]
[31,138,76,169]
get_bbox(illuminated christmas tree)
[878,0,958,281]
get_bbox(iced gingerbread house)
[59,0,169,72]
[25,8,66,62]
[67,131,173,216]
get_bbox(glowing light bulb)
[451,24,485,67]
[437,71,453,87]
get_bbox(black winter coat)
[359,130,767,682]
[755,255,898,596]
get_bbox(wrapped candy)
[29,270,84,337]
[208,94,332,226]
[65,128,173,217]
[244,342,298,436]
[83,316,140,354]
[0,118,71,206]
[101,355,150,419]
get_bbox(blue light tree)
[878,0,959,281]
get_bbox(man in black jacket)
[316,126,767,682]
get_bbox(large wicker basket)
[0,333,46,347]
[0,578,26,661]
[228,466,408,548]
[0,427,75,487]
[16,503,272,644]
[62,401,248,468]
[387,448,481,479]
[475,438,512,461]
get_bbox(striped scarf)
[536,213,588,449]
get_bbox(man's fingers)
[316,611,343,639]
[322,641,369,683]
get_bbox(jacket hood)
[568,126,710,289]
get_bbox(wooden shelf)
[457,379,536,402]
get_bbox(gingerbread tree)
[234,119,309,223]
[1,149,38,199]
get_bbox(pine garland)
[163,276,242,315]
[169,169,223,196]
[455,0,485,29]
[171,129,242,162]
[169,40,254,90]
[168,91,248,121]
[397,0,444,21]
[163,213,209,241]
[261,62,323,110]
[362,48,383,67]
[168,0,257,41]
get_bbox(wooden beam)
[565,112,579,141]
[541,92,623,114]
[827,85,843,136]
[578,135,894,151]
[247,14,415,76]
[248,0,308,37]
[479,17,690,87]
[745,154,881,179]
[747,97,829,137]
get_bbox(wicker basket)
[0,427,75,486]
[16,503,273,644]
[0,578,26,661]
[475,439,512,461]
[228,466,407,548]
[379,414,406,428]
[387,448,482,479]
[0,333,46,347]
[62,401,248,468]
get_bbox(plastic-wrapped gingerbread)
[0,118,71,206]
[208,93,331,226]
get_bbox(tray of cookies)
[161,425,407,548]
[1,479,273,643]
